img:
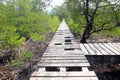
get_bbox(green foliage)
[11,50,33,68]
[20,50,34,61]
[109,28,120,37]
[14,0,47,41]
[7,36,25,49]
[0,0,62,71]
[50,16,60,32]
[31,0,45,12]
[0,25,25,49]
[0,0,60,50]
[11,58,23,68]
[68,18,78,33]
[68,16,85,36]
[65,0,120,39]
[52,4,70,21]
[31,33,45,41]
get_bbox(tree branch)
[90,26,117,35]
[90,16,115,34]
[90,18,116,35]
[84,0,89,23]
[92,1,100,17]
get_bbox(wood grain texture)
[80,43,120,55]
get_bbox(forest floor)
[87,36,120,43]
[0,41,50,80]
[0,34,120,80]
[0,32,54,80]
[75,35,120,43]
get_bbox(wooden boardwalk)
[30,20,98,80]
[80,43,120,55]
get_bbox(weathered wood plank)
[43,52,84,56]
[93,43,108,55]
[30,77,98,80]
[115,43,120,46]
[41,56,87,60]
[108,43,120,54]
[37,63,90,67]
[113,43,120,50]
[79,44,90,55]
[103,43,119,55]
[88,43,102,55]
[42,54,85,56]
[64,44,80,49]
[98,43,115,55]
[84,44,96,55]
[39,59,88,63]
[31,72,97,77]
[80,43,120,55]
[82,67,89,72]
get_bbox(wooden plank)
[113,43,120,50]
[108,43,120,53]
[46,47,63,50]
[30,77,98,80]
[88,43,102,55]
[31,72,97,77]
[45,49,64,53]
[37,63,90,67]
[116,43,120,46]
[79,44,90,55]
[43,52,85,56]
[60,67,66,72]
[98,43,115,55]
[83,44,96,55]
[73,49,84,54]
[64,45,79,49]
[41,56,87,60]
[82,67,89,72]
[39,59,88,63]
[73,44,80,49]
[43,54,85,57]
[38,68,45,72]
[64,52,84,55]
[103,43,120,55]
[93,43,108,55]
[48,45,63,47]
[63,49,83,53]
[43,53,83,57]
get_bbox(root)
[0,72,5,79]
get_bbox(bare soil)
[75,35,120,43]
[87,36,120,43]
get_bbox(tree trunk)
[80,29,87,43]
[80,23,92,43]
[80,37,87,43]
